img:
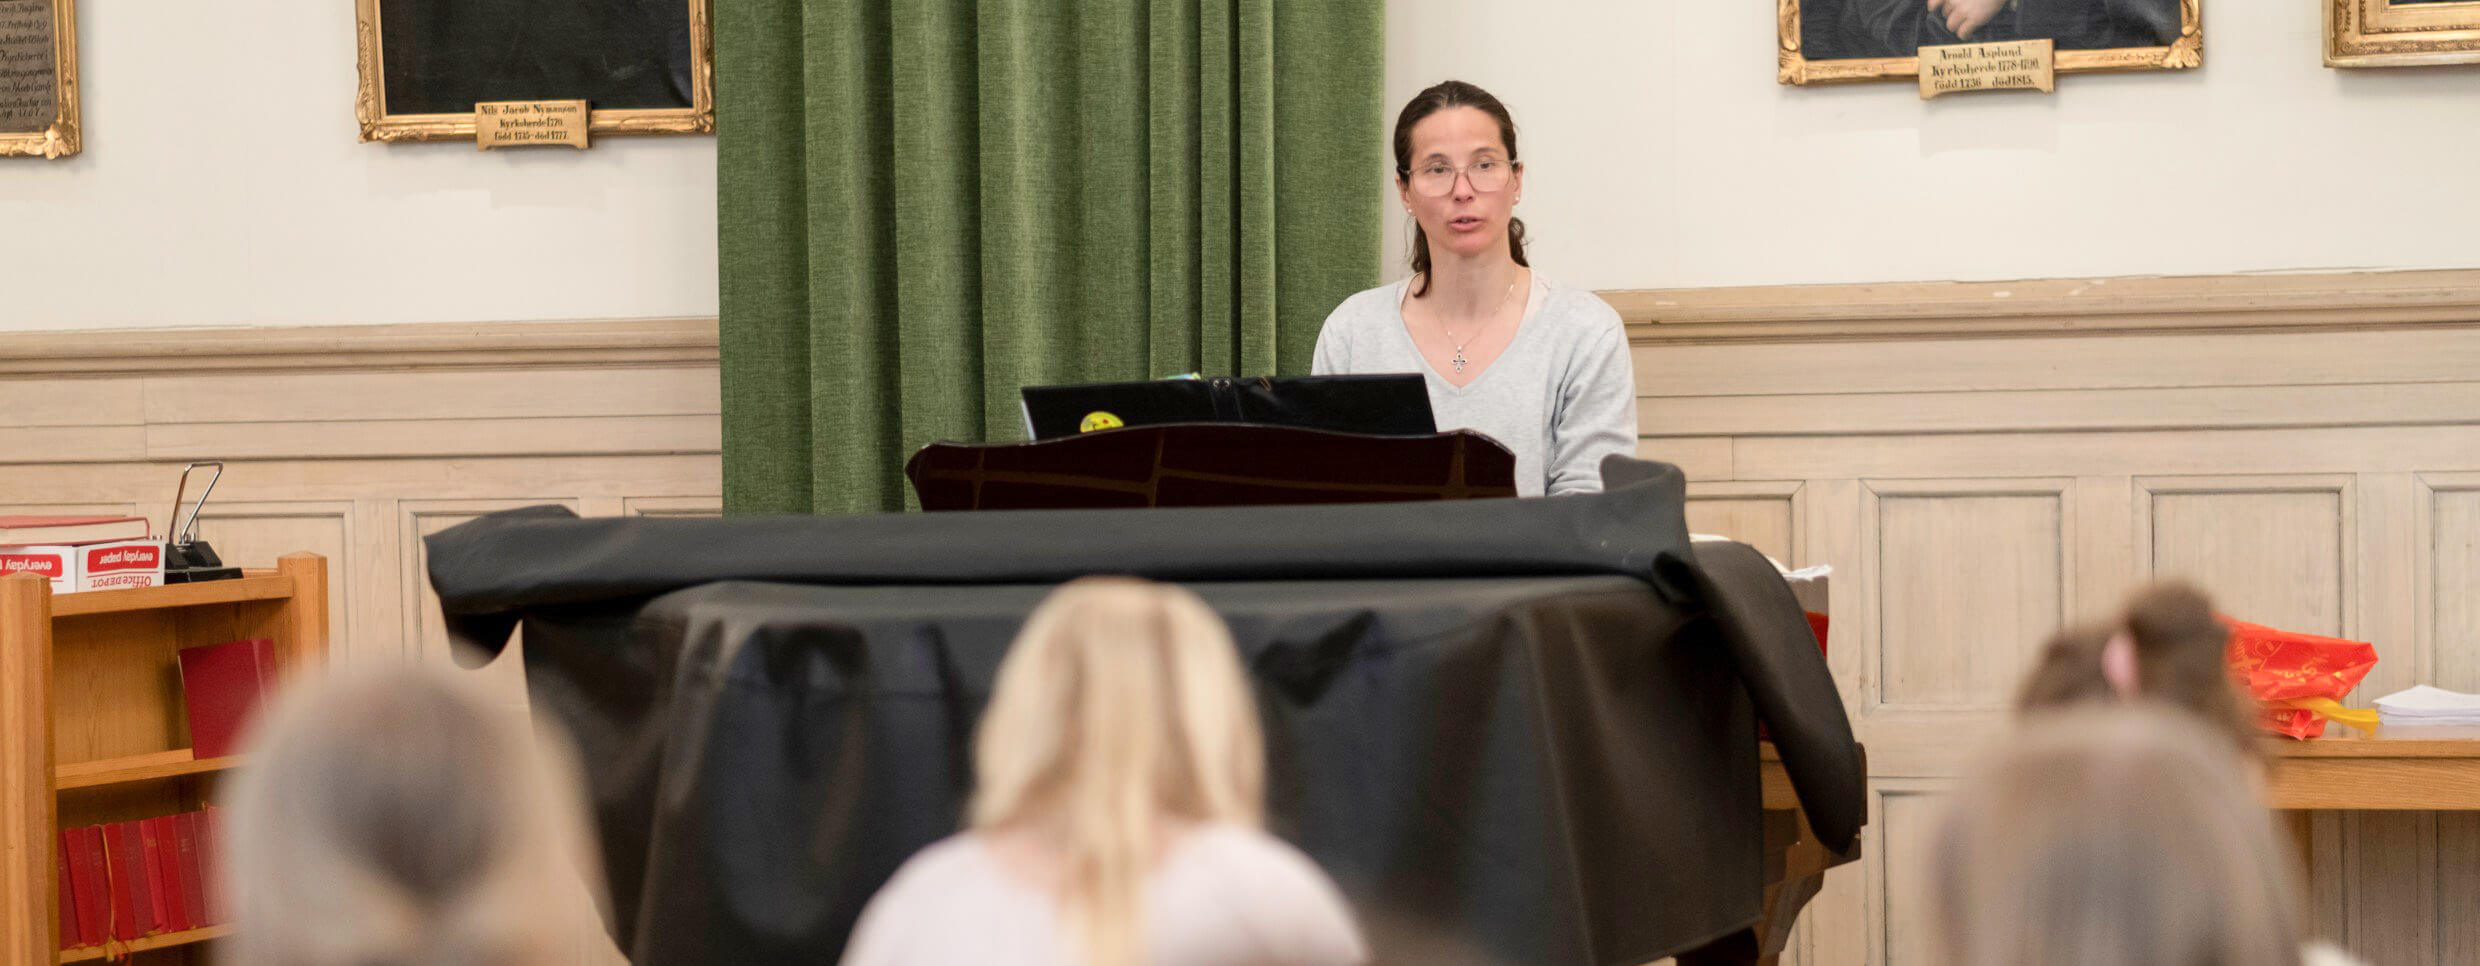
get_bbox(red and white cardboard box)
[0,546,79,594]
[0,537,164,594]
[79,539,163,592]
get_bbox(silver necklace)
[1435,274,1521,374]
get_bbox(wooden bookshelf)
[58,926,232,963]
[54,751,246,793]
[0,554,327,966]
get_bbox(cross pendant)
[1451,351,1467,373]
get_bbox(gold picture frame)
[2328,0,2480,67]
[353,0,714,143]
[1779,0,2202,85]
[0,0,79,159]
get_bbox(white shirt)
[839,824,1368,966]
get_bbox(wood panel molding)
[1610,268,2480,344]
[5,267,2470,379]
[1862,480,2074,714]
[0,317,718,376]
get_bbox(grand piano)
[425,429,1862,966]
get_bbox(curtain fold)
[720,0,1383,515]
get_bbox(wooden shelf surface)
[54,749,243,792]
[2274,726,2480,757]
[59,924,230,962]
[48,573,291,619]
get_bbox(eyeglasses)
[1404,158,1515,198]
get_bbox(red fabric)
[2223,617,2379,739]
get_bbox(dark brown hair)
[2016,581,2261,760]
[1394,80,1529,297]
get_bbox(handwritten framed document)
[2329,0,2480,67]
[1779,0,2201,86]
[354,0,713,143]
[0,0,76,159]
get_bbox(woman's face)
[1399,105,1523,266]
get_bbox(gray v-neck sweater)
[1310,275,1639,496]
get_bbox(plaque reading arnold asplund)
[0,0,57,133]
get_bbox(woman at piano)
[1312,79,1639,497]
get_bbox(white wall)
[0,0,717,332]
[10,0,2474,332]
[1384,0,2480,290]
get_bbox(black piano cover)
[425,458,1861,965]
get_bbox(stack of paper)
[2374,686,2480,726]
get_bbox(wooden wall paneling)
[2358,473,2421,708]
[1630,327,2480,398]
[0,456,719,508]
[1864,479,2073,713]
[2420,473,2480,965]
[1636,382,2480,438]
[1684,481,1804,566]
[2346,809,2439,966]
[623,495,724,517]
[0,377,147,465]
[1638,436,1734,482]
[192,500,354,660]
[2136,475,2356,639]
[1789,857,1867,966]
[2069,476,2140,622]
[139,367,721,425]
[1869,781,1952,966]
[2309,809,2351,953]
[2343,467,2427,965]
[1611,269,2480,343]
[1738,426,2480,482]
[2422,474,2480,696]
[1786,478,1868,966]
[146,414,724,462]
[353,498,408,662]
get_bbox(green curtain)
[717,0,1385,515]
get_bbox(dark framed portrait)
[354,0,713,143]
[1780,0,2202,85]
[2328,0,2480,67]
[0,0,77,158]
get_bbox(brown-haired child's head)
[2017,581,2260,758]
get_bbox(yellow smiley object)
[1079,411,1125,433]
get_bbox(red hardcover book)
[103,820,160,939]
[174,812,209,930]
[176,637,279,758]
[198,807,225,925]
[56,830,74,950]
[140,816,186,933]
[65,825,108,947]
